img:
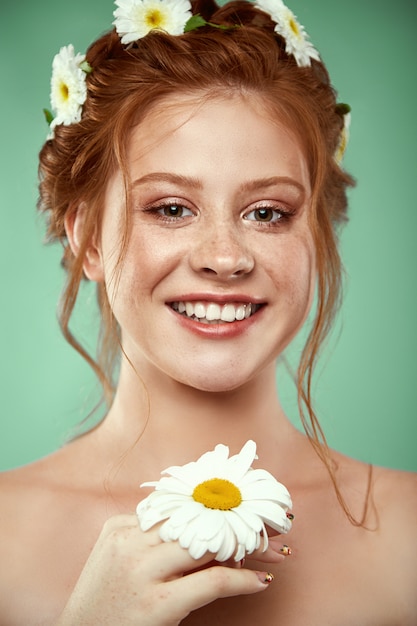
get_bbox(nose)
[189,222,255,280]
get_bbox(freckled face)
[99,94,316,392]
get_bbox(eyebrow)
[132,172,306,197]
[240,176,306,197]
[132,172,203,190]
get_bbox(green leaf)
[79,60,93,74]
[184,14,239,33]
[336,102,351,116]
[208,22,236,30]
[184,14,208,32]
[43,108,54,125]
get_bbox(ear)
[64,204,104,282]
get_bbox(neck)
[93,356,303,486]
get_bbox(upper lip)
[166,293,266,304]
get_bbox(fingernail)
[286,512,295,521]
[268,538,292,557]
[257,571,274,585]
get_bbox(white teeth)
[220,304,236,323]
[172,301,259,323]
[206,303,221,321]
[194,302,206,318]
[236,305,245,321]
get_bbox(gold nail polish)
[264,572,274,583]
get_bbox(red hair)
[38,0,357,517]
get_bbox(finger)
[246,535,292,564]
[139,538,224,580]
[161,565,274,622]
[99,514,140,537]
[98,515,246,581]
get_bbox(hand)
[56,514,290,625]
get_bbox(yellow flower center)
[145,9,165,29]
[289,17,300,38]
[192,478,242,510]
[59,81,69,102]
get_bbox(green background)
[1,0,416,471]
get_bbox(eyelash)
[143,201,195,222]
[243,205,294,226]
[142,201,295,227]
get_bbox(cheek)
[292,246,316,309]
[105,231,180,311]
[268,234,316,307]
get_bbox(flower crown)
[44,0,350,160]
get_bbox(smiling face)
[97,92,316,392]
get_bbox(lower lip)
[167,306,265,338]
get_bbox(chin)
[174,370,256,394]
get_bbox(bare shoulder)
[331,451,417,525]
[336,455,417,539]
[0,446,88,545]
[324,454,417,623]
[0,449,66,492]
[0,457,48,505]
[371,464,417,530]
[371,464,417,620]
[0,456,63,599]
[0,454,62,534]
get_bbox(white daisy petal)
[159,508,201,542]
[240,479,292,506]
[158,503,205,542]
[197,508,227,541]
[166,500,204,525]
[188,536,213,560]
[224,509,258,554]
[48,44,89,134]
[113,0,192,42]
[212,522,236,562]
[234,543,247,562]
[177,515,204,550]
[192,444,231,478]
[238,467,278,484]
[224,440,257,483]
[136,440,293,561]
[136,504,167,531]
[224,509,255,546]
[254,0,319,67]
[254,0,285,16]
[141,489,189,509]
[147,475,194,494]
[229,502,264,533]
[242,500,292,533]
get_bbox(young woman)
[1,0,416,624]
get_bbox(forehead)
[127,92,311,194]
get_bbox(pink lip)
[166,293,265,305]
[166,296,266,339]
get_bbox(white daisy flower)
[254,0,320,67]
[137,440,293,562]
[49,45,88,132]
[113,0,193,43]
